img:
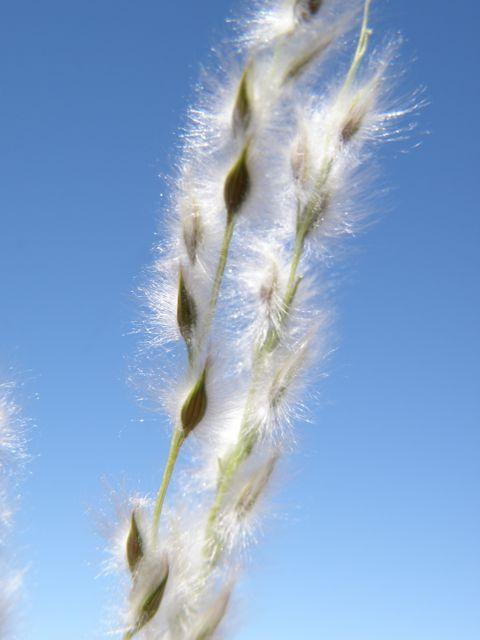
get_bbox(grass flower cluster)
[101,1,413,638]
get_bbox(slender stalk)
[339,0,373,98]
[202,217,236,345]
[152,427,185,543]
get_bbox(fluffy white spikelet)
[109,1,416,637]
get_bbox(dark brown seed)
[232,69,252,136]
[177,268,197,346]
[308,0,323,14]
[180,367,208,436]
[224,146,251,222]
[126,511,144,573]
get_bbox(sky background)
[0,1,479,638]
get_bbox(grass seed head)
[182,197,203,264]
[181,366,208,436]
[224,146,251,222]
[177,267,197,348]
[132,558,169,635]
[233,69,252,137]
[126,511,144,574]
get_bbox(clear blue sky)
[0,1,478,639]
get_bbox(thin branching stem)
[340,0,373,98]
[203,216,236,345]
[152,427,185,543]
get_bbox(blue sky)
[0,1,478,638]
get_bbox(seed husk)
[232,69,252,136]
[134,561,169,633]
[283,35,333,83]
[194,590,231,640]
[177,268,197,347]
[180,366,208,436]
[126,511,144,573]
[236,456,278,519]
[298,189,331,238]
[341,111,364,143]
[224,146,251,222]
[182,199,203,264]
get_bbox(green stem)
[204,217,236,339]
[151,427,185,544]
[339,0,373,99]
